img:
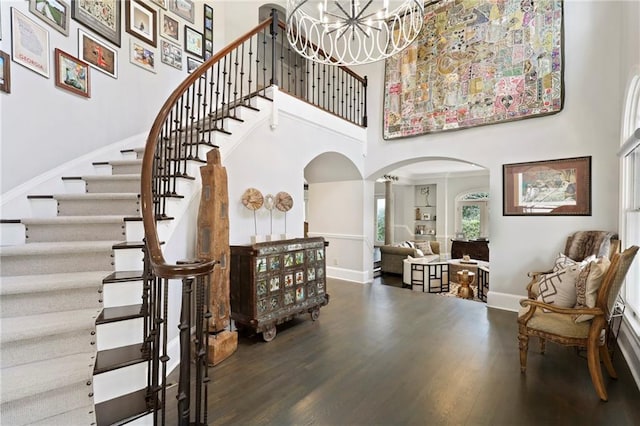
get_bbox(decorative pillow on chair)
[536,265,580,309]
[553,253,595,272]
[574,256,611,323]
[415,242,434,256]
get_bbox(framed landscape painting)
[72,0,121,47]
[54,48,90,98]
[78,29,117,78]
[29,0,70,36]
[11,8,50,78]
[503,156,591,216]
[184,25,203,58]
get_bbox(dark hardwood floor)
[177,279,640,425]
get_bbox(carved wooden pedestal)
[197,148,237,365]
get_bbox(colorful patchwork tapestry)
[383,0,564,139]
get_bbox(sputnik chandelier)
[286,0,424,66]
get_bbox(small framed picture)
[203,4,213,57]
[160,39,182,70]
[130,39,156,73]
[71,0,121,47]
[126,0,157,47]
[168,0,194,23]
[148,0,167,9]
[160,10,180,44]
[184,25,203,58]
[11,8,50,78]
[186,56,202,74]
[0,50,11,93]
[29,0,70,36]
[78,29,118,79]
[422,213,431,221]
[54,48,90,98]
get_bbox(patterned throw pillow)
[536,265,580,309]
[415,242,433,255]
[553,253,595,272]
[574,257,611,323]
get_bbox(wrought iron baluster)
[178,277,193,426]
[232,47,240,118]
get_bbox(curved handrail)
[141,20,272,278]
[141,13,368,279]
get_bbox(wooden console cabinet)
[229,237,329,341]
[451,239,489,262]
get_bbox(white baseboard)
[486,290,523,312]
[326,266,370,284]
[618,318,640,391]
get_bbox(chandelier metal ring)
[286,0,425,66]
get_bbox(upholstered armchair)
[518,245,638,401]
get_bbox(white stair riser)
[125,220,145,241]
[0,222,26,245]
[0,251,114,276]
[114,248,144,271]
[28,199,58,218]
[103,281,144,308]
[57,198,140,216]
[0,381,94,426]
[93,362,147,404]
[0,328,96,369]
[25,222,125,243]
[62,180,87,194]
[96,318,144,351]
[0,288,102,318]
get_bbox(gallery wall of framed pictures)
[1,0,216,98]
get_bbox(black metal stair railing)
[140,9,368,425]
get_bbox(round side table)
[456,270,475,299]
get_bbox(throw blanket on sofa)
[564,231,617,261]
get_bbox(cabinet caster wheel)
[310,309,320,321]
[262,325,277,342]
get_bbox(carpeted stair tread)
[1,352,95,403]
[82,174,141,181]
[0,271,111,295]
[0,240,119,256]
[21,215,128,225]
[54,193,139,200]
[30,404,96,426]
[1,308,101,344]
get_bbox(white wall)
[355,0,624,310]
[0,0,220,194]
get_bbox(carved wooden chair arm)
[527,269,552,279]
[525,269,553,299]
